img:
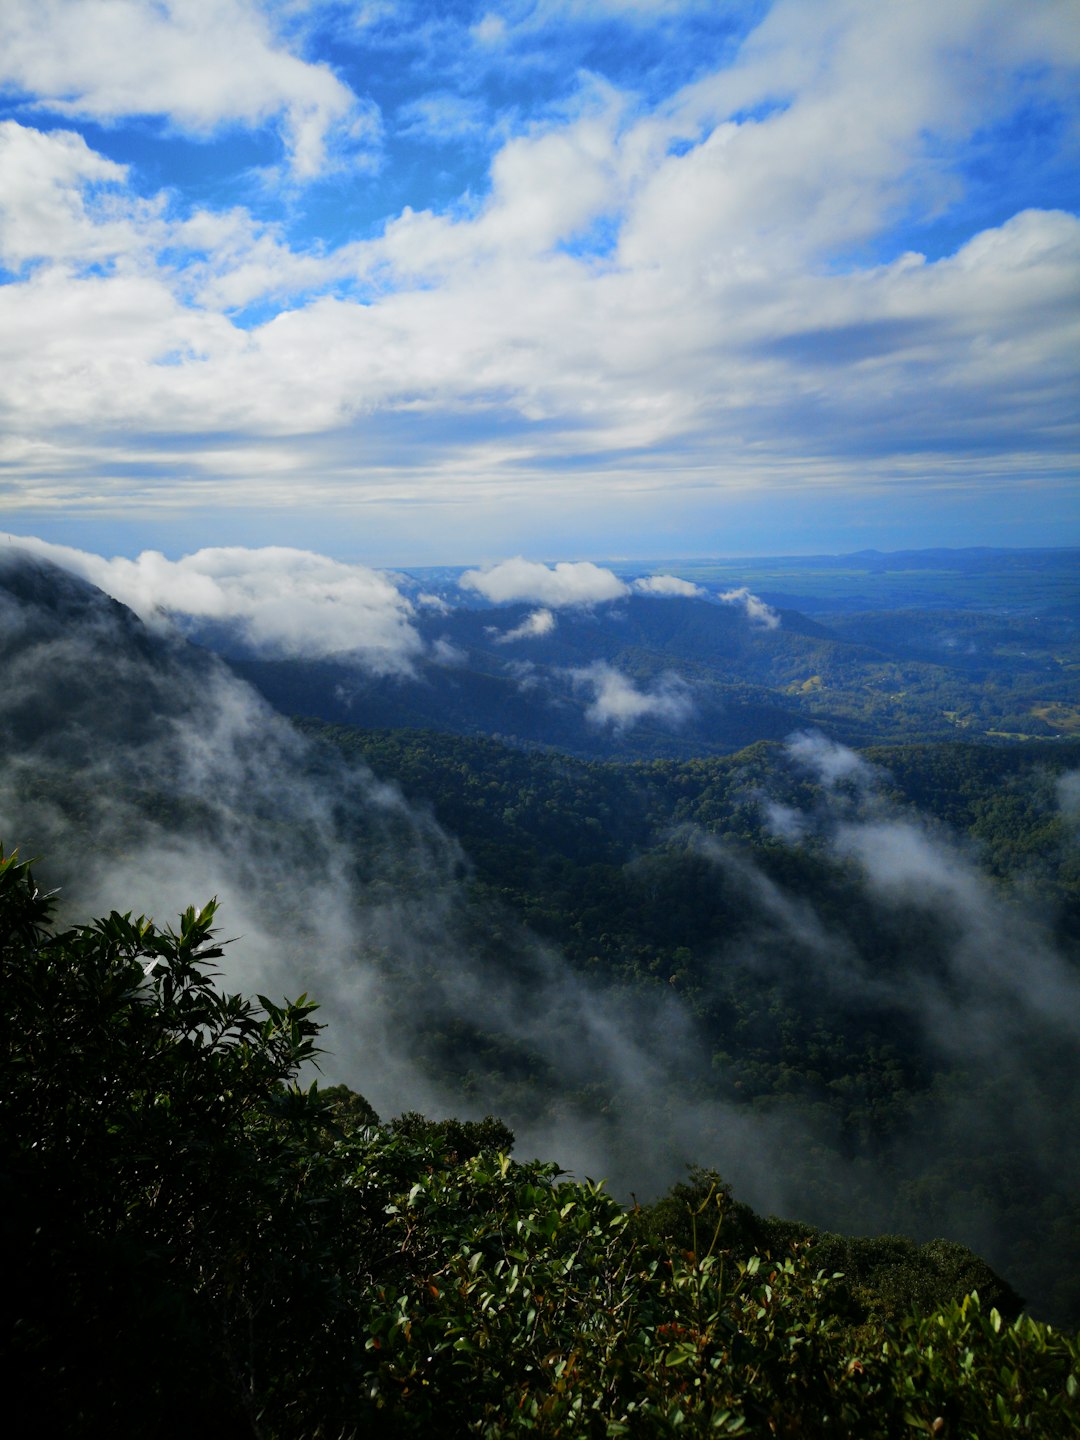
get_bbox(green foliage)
[3,851,1078,1437]
[318,1080,381,1132]
[388,1109,517,1163]
[302,721,1080,1325]
[1,847,327,1435]
[631,1170,1024,1335]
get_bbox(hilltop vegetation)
[3,849,1076,1439]
[300,722,1080,1327]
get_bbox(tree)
[4,848,1077,1439]
[0,847,323,1437]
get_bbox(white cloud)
[0,121,153,269]
[1058,771,1080,824]
[0,3,1076,538]
[717,587,780,628]
[494,608,557,643]
[0,0,370,178]
[431,636,467,666]
[632,574,703,598]
[571,662,694,732]
[0,122,353,309]
[786,731,877,789]
[2,536,422,672]
[461,558,628,607]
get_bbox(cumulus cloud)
[0,2,1076,545]
[632,574,703,598]
[718,587,781,629]
[0,121,153,269]
[462,560,711,611]
[0,0,370,179]
[461,558,628,608]
[493,607,557,643]
[2,535,422,672]
[571,661,694,732]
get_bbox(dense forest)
[293,723,1080,1330]
[4,849,1077,1438]
[2,548,1079,1432]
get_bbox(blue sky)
[0,0,1078,565]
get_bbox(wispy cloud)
[492,607,557,643]
[718,587,780,629]
[570,660,694,732]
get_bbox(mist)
[0,547,766,1195]
[3,547,1078,1319]
[676,730,1080,1298]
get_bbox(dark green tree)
[0,848,325,1437]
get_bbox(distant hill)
[218,583,1080,755]
[3,547,1080,1327]
[227,591,855,758]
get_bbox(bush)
[2,850,1076,1438]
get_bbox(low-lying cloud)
[632,575,704,598]
[462,558,714,612]
[461,558,628,608]
[2,535,422,673]
[786,729,878,790]
[718,586,781,629]
[571,662,694,732]
[493,607,557,644]
[768,729,1080,1051]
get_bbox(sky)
[0,0,1078,565]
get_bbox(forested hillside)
[2,548,1079,1435]
[4,849,1077,1438]
[300,721,1080,1327]
[226,558,1080,760]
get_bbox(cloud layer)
[0,1,1075,555]
[4,534,423,670]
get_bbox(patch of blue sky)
[293,129,492,250]
[568,13,749,103]
[322,3,750,141]
[1,109,282,216]
[725,97,791,128]
[827,96,1079,272]
[556,212,621,262]
[947,100,1080,227]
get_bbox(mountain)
[3,549,1079,1327]
[216,583,1080,755]
[216,591,876,758]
